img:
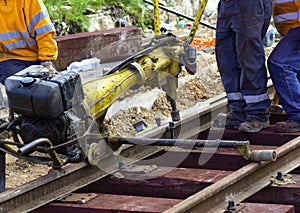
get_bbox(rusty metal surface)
[164,135,300,213]
[54,26,142,70]
[239,203,294,213]
[198,125,299,147]
[77,167,230,199]
[35,194,182,213]
[35,196,295,213]
[56,193,98,204]
[142,149,247,170]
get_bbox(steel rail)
[0,144,162,213]
[0,93,228,212]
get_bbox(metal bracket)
[56,193,97,204]
[120,164,158,174]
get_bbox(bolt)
[119,161,126,170]
[171,110,180,121]
[155,118,161,126]
[226,200,236,211]
[169,122,175,139]
[160,27,167,34]
[276,171,284,181]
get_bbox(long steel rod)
[115,137,249,148]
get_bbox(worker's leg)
[236,31,270,121]
[215,0,246,123]
[232,0,271,132]
[268,27,300,122]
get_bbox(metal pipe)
[111,137,277,161]
[0,150,5,193]
[112,137,249,148]
[251,150,277,162]
[168,122,175,139]
[18,138,52,155]
[18,138,67,168]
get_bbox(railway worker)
[0,0,58,85]
[215,0,272,133]
[267,0,300,132]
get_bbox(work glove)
[40,61,58,74]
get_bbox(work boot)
[212,112,243,130]
[275,120,300,133]
[238,117,270,133]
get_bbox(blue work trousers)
[268,26,300,121]
[215,0,272,122]
[0,59,39,85]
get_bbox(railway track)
[1,82,300,213]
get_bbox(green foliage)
[44,0,152,34]
[116,0,152,29]
[44,0,90,34]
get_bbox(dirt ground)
[3,13,276,189]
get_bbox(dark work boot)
[238,117,270,133]
[275,120,300,133]
[212,112,243,130]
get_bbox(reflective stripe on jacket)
[0,0,58,62]
[273,0,300,36]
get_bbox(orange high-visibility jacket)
[0,0,58,62]
[273,0,300,36]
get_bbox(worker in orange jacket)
[0,0,58,84]
[267,0,300,132]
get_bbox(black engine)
[5,65,85,147]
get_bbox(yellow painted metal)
[82,45,183,122]
[83,0,210,122]
[153,0,161,35]
[187,0,208,44]
[83,68,141,120]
